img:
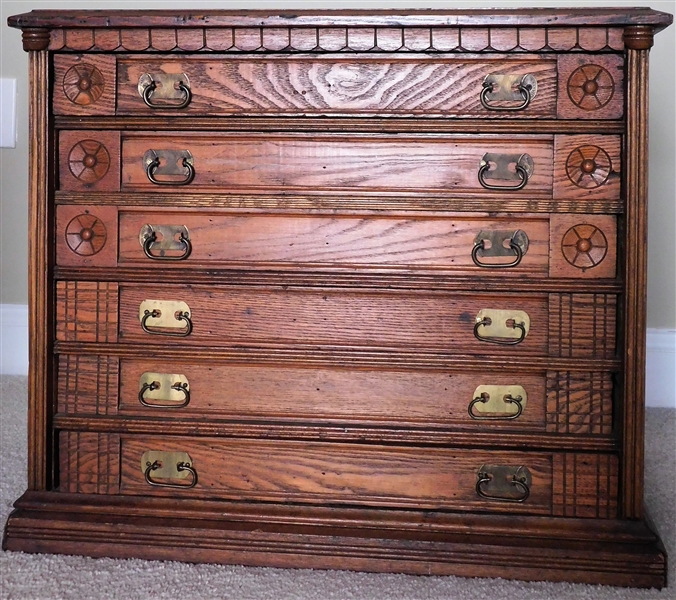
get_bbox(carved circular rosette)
[68,140,110,183]
[65,213,107,256]
[63,64,105,106]
[565,145,611,189]
[561,224,608,270]
[567,64,615,111]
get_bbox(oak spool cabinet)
[4,8,673,588]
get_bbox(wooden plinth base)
[3,491,667,589]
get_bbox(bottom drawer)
[58,432,618,518]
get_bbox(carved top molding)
[8,10,672,53]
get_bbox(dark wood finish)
[5,8,671,589]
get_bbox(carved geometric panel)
[59,432,121,494]
[546,371,613,435]
[56,281,119,343]
[58,355,120,415]
[53,54,116,115]
[59,130,120,192]
[548,294,617,359]
[552,453,618,518]
[56,204,118,267]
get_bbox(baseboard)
[0,304,28,376]
[0,304,674,407]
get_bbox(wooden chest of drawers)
[5,8,672,588]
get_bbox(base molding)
[3,491,667,589]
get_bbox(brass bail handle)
[142,77,192,109]
[474,318,527,346]
[472,238,524,269]
[478,156,530,191]
[141,309,193,337]
[476,465,531,503]
[144,460,198,489]
[145,152,195,186]
[468,393,524,420]
[480,75,534,111]
[138,381,191,408]
[143,229,192,261]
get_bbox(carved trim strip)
[546,371,613,435]
[59,432,121,494]
[58,355,120,415]
[48,26,626,53]
[56,281,119,343]
[553,453,618,518]
[549,293,616,359]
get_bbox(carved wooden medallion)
[567,64,615,111]
[63,63,105,105]
[68,140,110,183]
[561,224,608,269]
[565,145,612,189]
[65,213,107,256]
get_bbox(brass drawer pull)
[139,300,193,337]
[138,373,190,408]
[474,309,530,346]
[138,73,192,109]
[142,450,198,490]
[144,149,195,186]
[476,465,531,503]
[480,74,537,111]
[140,224,192,261]
[478,152,533,191]
[468,385,527,420]
[472,229,528,269]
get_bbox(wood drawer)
[58,431,619,518]
[58,130,622,201]
[56,282,617,359]
[53,53,624,120]
[57,354,615,436]
[55,205,617,279]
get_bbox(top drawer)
[53,54,624,120]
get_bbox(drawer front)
[55,281,617,359]
[53,54,624,120]
[58,130,622,200]
[58,355,614,436]
[58,431,619,518]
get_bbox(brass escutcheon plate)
[139,224,191,252]
[475,309,531,339]
[474,229,529,258]
[138,72,191,100]
[480,153,534,181]
[141,450,193,479]
[143,149,194,177]
[472,385,528,414]
[139,300,191,328]
[139,372,190,402]
[483,73,538,101]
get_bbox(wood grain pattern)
[58,355,119,415]
[552,453,618,518]
[59,432,121,494]
[117,359,547,430]
[117,285,550,354]
[548,294,616,359]
[116,56,558,117]
[119,435,554,514]
[53,54,116,116]
[121,133,554,195]
[117,211,551,274]
[58,130,120,192]
[553,135,621,199]
[546,371,613,434]
[56,281,119,343]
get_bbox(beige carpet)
[0,375,674,600]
